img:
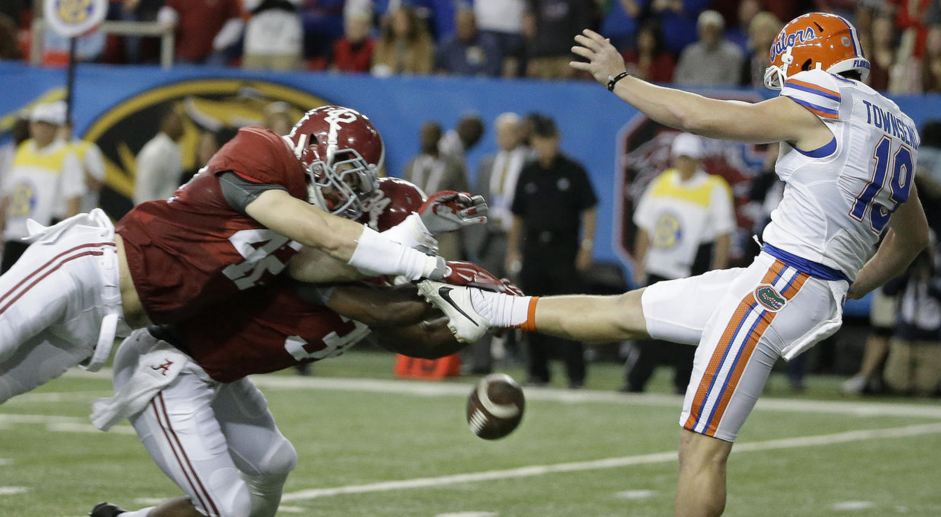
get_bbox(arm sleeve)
[510,172,527,216]
[708,178,736,238]
[60,152,88,199]
[83,144,105,181]
[218,171,288,214]
[632,182,656,230]
[576,167,598,211]
[780,69,844,121]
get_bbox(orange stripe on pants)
[682,261,784,431]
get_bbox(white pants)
[114,330,297,517]
[0,210,123,403]
[642,252,847,442]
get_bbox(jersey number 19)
[849,136,915,233]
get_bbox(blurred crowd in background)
[0,0,939,92]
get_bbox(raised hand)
[569,29,628,86]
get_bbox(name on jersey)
[862,100,918,148]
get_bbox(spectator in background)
[262,101,294,135]
[740,11,782,88]
[331,8,375,73]
[622,20,676,84]
[435,6,502,77]
[508,115,597,389]
[242,0,303,71]
[867,15,896,91]
[60,122,105,213]
[522,0,593,79]
[0,102,85,272]
[922,25,941,93]
[599,0,645,53]
[881,244,941,396]
[134,108,184,205]
[841,278,898,394]
[725,0,761,52]
[179,127,237,186]
[674,10,745,87]
[650,0,711,54]
[158,0,243,65]
[438,113,485,165]
[403,121,468,260]
[622,133,735,394]
[0,115,28,186]
[371,5,434,76]
[894,0,933,60]
[465,112,529,374]
[0,13,20,60]
[474,0,526,77]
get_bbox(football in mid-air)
[466,373,525,440]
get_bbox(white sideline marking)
[615,490,655,500]
[282,423,941,502]
[134,498,165,505]
[63,370,941,419]
[278,506,306,513]
[436,513,498,517]
[0,414,136,435]
[6,391,111,404]
[0,486,29,495]
[0,459,12,466]
[832,501,875,511]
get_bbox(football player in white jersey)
[418,13,929,517]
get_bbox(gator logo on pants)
[754,284,786,312]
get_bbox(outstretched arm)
[372,317,464,359]
[569,29,833,150]
[322,282,436,328]
[848,186,930,299]
[247,190,446,281]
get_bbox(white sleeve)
[708,180,736,238]
[780,69,844,121]
[632,183,656,231]
[213,19,245,50]
[134,145,161,204]
[83,143,105,181]
[157,6,179,26]
[61,152,88,199]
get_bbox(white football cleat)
[417,280,490,344]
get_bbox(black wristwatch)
[606,71,631,91]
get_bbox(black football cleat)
[90,502,126,517]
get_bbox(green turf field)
[1,351,940,517]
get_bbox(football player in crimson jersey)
[0,105,487,406]
[87,179,518,517]
[418,13,929,517]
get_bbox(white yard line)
[0,414,136,435]
[5,391,112,404]
[282,422,941,502]
[0,486,29,495]
[62,369,941,419]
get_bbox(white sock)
[120,508,154,517]
[470,289,532,328]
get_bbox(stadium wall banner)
[1,63,939,315]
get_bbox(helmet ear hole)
[801,59,813,71]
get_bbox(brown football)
[466,373,525,440]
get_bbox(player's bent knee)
[261,435,298,477]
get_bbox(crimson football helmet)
[286,105,384,218]
[764,12,870,89]
[358,177,427,231]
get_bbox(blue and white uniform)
[641,69,920,441]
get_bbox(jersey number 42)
[849,136,915,233]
